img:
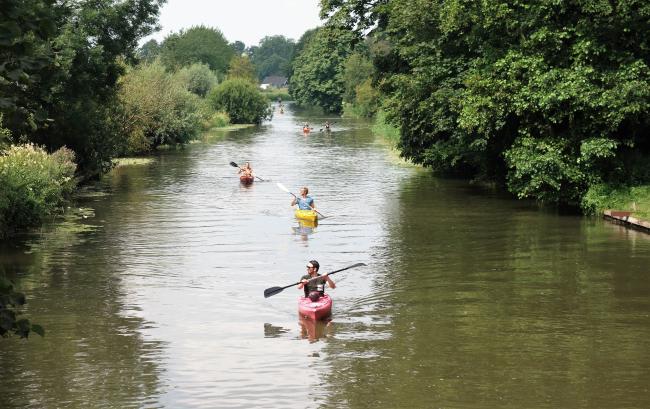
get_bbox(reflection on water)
[298,315,332,343]
[1,104,649,408]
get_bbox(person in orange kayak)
[298,260,335,299]
[238,162,254,178]
[291,186,315,210]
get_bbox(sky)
[142,0,323,47]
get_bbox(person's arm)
[298,278,308,290]
[322,273,335,289]
[310,199,316,210]
[291,197,298,206]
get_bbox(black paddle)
[229,161,265,181]
[276,182,326,219]
[264,262,367,298]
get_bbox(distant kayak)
[299,294,332,320]
[239,175,254,184]
[303,127,310,133]
[295,209,317,222]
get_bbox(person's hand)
[322,273,328,280]
[301,279,308,284]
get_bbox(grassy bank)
[261,88,291,102]
[583,184,650,219]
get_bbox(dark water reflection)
[1,105,649,408]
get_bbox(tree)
[290,26,357,113]
[342,52,374,103]
[138,39,161,63]
[322,0,650,206]
[208,79,272,124]
[0,0,61,135]
[251,35,295,79]
[175,63,219,97]
[117,62,208,154]
[0,0,164,177]
[160,26,234,73]
[230,40,246,55]
[227,55,257,83]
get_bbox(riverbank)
[603,210,650,233]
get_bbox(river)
[1,105,649,408]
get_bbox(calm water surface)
[1,105,649,408]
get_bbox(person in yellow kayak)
[238,162,254,178]
[298,260,335,300]
[291,186,315,210]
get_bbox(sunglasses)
[306,265,314,269]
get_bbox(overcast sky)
[142,0,323,47]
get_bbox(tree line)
[1,1,306,242]
[288,0,650,213]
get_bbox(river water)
[1,105,649,408]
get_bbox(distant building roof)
[261,75,288,88]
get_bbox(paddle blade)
[264,286,284,298]
[229,161,239,168]
[276,182,289,193]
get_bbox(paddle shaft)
[289,191,326,219]
[230,162,264,181]
[264,262,366,298]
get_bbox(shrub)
[204,111,230,129]
[208,79,272,124]
[117,62,210,154]
[175,63,219,97]
[0,144,77,237]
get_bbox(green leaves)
[322,0,650,207]
[208,78,272,124]
[290,26,356,113]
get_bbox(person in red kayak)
[291,187,316,210]
[298,260,335,300]
[238,162,254,178]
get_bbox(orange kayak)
[239,175,254,184]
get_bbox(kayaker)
[324,121,331,131]
[298,260,335,299]
[238,162,254,178]
[291,187,316,210]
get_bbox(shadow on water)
[320,171,650,409]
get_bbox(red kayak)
[298,294,332,320]
[239,175,254,184]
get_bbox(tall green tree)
[250,35,295,79]
[290,26,357,113]
[160,25,234,73]
[322,0,650,206]
[0,0,164,177]
[138,39,161,63]
[208,79,271,124]
[227,55,257,83]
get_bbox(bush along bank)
[0,144,77,238]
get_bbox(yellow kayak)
[295,209,318,222]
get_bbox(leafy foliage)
[250,35,295,79]
[0,144,77,237]
[321,0,650,207]
[227,55,257,83]
[137,39,161,63]
[175,63,219,97]
[208,79,272,124]
[160,25,234,73]
[0,275,44,339]
[117,62,209,154]
[290,27,357,113]
[0,0,164,177]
